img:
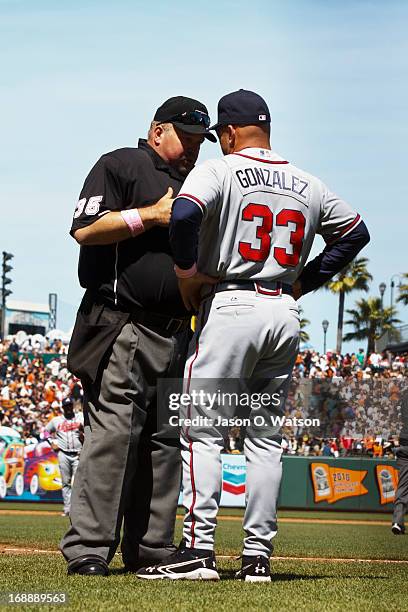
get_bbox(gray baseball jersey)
[176,146,362,559]
[45,413,84,453]
[178,147,360,282]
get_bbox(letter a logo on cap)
[259,114,266,121]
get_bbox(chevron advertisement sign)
[220,454,246,506]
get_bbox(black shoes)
[235,555,271,582]
[66,550,271,581]
[391,523,405,535]
[135,545,220,580]
[67,555,109,576]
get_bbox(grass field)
[0,503,407,611]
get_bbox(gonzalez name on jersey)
[173,147,362,284]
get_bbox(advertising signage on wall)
[310,463,368,504]
[0,428,62,502]
[0,436,399,511]
[309,462,401,506]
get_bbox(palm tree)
[397,273,408,305]
[325,257,372,354]
[343,297,401,355]
[298,307,310,343]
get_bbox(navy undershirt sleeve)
[169,197,203,269]
[299,221,370,295]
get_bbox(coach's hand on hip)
[178,273,218,312]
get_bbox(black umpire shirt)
[68,140,188,383]
[71,140,187,316]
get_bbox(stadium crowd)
[292,349,406,380]
[0,334,406,458]
[0,336,82,443]
[226,349,407,456]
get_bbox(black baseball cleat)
[67,555,109,576]
[135,545,220,580]
[123,544,178,573]
[235,555,271,582]
[391,523,405,535]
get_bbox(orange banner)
[375,465,399,505]
[311,463,368,504]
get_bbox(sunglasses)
[165,110,211,129]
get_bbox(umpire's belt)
[129,305,190,334]
[216,280,293,296]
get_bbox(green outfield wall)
[0,448,399,512]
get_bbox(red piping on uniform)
[177,193,205,213]
[325,214,361,246]
[186,339,199,547]
[188,439,197,546]
[185,301,209,548]
[233,153,289,164]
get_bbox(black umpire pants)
[60,320,189,565]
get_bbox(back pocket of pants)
[216,303,255,314]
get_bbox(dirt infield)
[0,509,389,526]
[186,515,389,526]
[1,545,407,564]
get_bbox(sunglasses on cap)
[164,110,211,129]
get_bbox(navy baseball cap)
[154,96,216,142]
[210,89,271,130]
[62,398,74,409]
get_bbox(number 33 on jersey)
[178,148,361,283]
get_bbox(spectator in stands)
[321,440,332,457]
[373,439,383,458]
[356,349,365,368]
[330,438,339,458]
[341,432,353,456]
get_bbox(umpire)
[392,386,408,535]
[60,96,216,575]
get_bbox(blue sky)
[0,0,407,352]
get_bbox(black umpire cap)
[210,89,271,130]
[154,96,217,142]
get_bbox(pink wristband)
[174,263,197,278]
[120,209,145,237]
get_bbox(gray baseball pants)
[57,451,80,515]
[60,320,189,566]
[181,289,300,558]
[393,448,408,527]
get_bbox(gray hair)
[147,121,172,140]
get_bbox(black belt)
[129,305,190,335]
[60,450,80,455]
[216,280,293,296]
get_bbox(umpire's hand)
[151,187,174,226]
